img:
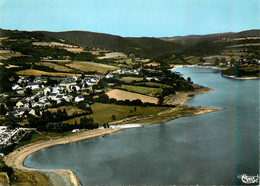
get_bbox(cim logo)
[237,174,259,184]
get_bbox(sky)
[0,0,259,37]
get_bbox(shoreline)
[3,86,220,186]
[4,128,123,186]
[222,74,260,80]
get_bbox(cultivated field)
[145,62,161,66]
[63,47,84,53]
[0,50,24,60]
[47,106,87,116]
[119,84,162,97]
[33,42,73,47]
[98,52,127,59]
[106,89,159,104]
[134,82,172,88]
[120,76,143,83]
[16,69,78,77]
[64,103,166,125]
[65,61,119,73]
[32,42,84,53]
[38,62,73,72]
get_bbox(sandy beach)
[4,128,122,186]
[3,86,221,185]
[164,84,213,105]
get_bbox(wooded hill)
[1,28,259,58]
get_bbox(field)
[145,62,160,66]
[119,84,162,97]
[38,62,73,72]
[120,76,143,83]
[16,69,78,76]
[0,49,24,60]
[64,103,167,125]
[47,106,87,116]
[63,47,84,53]
[65,61,119,73]
[98,52,127,59]
[134,82,172,88]
[106,89,159,104]
[32,42,84,53]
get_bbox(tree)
[0,104,7,117]
[80,117,97,129]
[99,94,109,103]
[214,58,220,66]
[25,87,33,96]
[112,115,116,121]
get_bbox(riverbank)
[222,74,260,80]
[4,129,122,186]
[164,84,213,105]
[3,85,220,186]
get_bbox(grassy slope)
[134,82,172,88]
[64,103,167,125]
[38,62,73,72]
[65,61,119,73]
[16,69,78,76]
[120,84,162,97]
[120,76,143,83]
[47,106,87,116]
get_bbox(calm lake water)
[24,67,259,185]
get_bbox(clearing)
[120,76,143,83]
[16,69,78,77]
[134,82,172,88]
[65,61,119,73]
[98,52,127,59]
[119,84,162,97]
[47,106,87,116]
[38,62,73,72]
[64,103,167,125]
[106,89,158,104]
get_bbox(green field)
[120,76,144,83]
[65,61,119,73]
[134,82,172,88]
[119,84,162,97]
[64,103,167,125]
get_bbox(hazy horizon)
[1,27,259,38]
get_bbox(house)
[26,82,41,90]
[33,77,47,83]
[16,89,25,95]
[62,95,72,102]
[105,74,114,79]
[54,95,63,101]
[48,93,58,100]
[17,77,29,84]
[12,84,22,91]
[16,100,29,108]
[74,95,84,102]
[68,85,81,92]
[11,108,36,117]
[84,77,99,86]
[72,129,80,133]
[60,78,76,88]
[44,87,52,95]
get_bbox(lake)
[24,67,259,185]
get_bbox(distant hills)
[0,28,259,58]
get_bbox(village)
[0,36,259,152]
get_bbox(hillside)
[0,29,182,58]
[1,28,259,59]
